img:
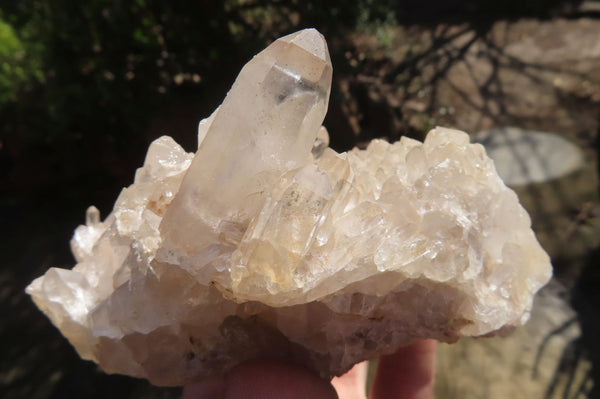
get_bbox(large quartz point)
[26,29,552,386]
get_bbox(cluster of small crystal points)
[27,29,552,386]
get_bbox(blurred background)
[1,1,599,398]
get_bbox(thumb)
[183,359,338,399]
[225,359,338,399]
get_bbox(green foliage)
[356,0,398,29]
[0,18,30,103]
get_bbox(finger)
[224,359,338,399]
[370,340,436,399]
[182,377,225,399]
[331,361,368,399]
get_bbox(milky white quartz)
[26,29,552,386]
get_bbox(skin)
[183,340,436,399]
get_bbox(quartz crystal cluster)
[27,29,552,386]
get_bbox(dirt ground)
[2,8,600,399]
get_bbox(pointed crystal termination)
[159,29,332,266]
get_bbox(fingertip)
[370,340,436,399]
[331,361,368,399]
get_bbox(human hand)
[182,339,436,399]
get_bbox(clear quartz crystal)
[159,29,332,271]
[26,29,551,386]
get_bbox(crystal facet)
[26,29,552,386]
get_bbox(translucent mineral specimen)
[26,29,552,386]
